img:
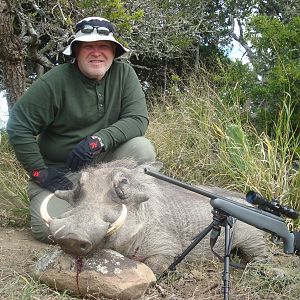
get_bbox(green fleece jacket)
[6,61,148,171]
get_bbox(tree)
[0,0,26,109]
[124,0,235,93]
[209,0,300,135]
[223,0,300,65]
[215,14,300,136]
[245,15,300,134]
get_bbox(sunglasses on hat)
[78,25,112,35]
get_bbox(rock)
[34,248,156,299]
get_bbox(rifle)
[144,168,300,300]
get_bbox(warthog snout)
[57,233,93,256]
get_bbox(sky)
[228,39,248,63]
[0,91,8,128]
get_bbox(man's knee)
[107,137,156,164]
[129,137,156,163]
[29,188,71,243]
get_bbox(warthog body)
[43,160,269,274]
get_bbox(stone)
[34,248,156,299]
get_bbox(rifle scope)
[246,191,299,220]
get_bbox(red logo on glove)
[32,170,40,177]
[89,141,98,150]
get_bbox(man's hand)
[66,136,104,172]
[31,167,73,192]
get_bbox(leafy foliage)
[209,15,300,137]
[245,15,300,133]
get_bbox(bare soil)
[0,227,46,276]
[0,226,299,300]
[0,227,51,299]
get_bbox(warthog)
[41,160,269,274]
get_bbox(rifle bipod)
[158,209,236,300]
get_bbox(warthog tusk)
[53,225,66,237]
[106,204,127,236]
[40,193,54,226]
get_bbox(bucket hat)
[63,17,129,58]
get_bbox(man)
[6,17,156,242]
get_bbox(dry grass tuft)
[147,76,300,224]
[0,131,30,226]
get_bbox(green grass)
[0,272,78,299]
[0,130,30,226]
[147,76,300,227]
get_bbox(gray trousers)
[29,137,155,243]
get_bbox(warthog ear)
[54,172,87,205]
[113,171,149,205]
[54,189,76,204]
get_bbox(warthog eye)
[121,178,128,184]
[112,172,130,200]
[115,187,127,199]
[114,177,129,200]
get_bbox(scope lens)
[246,191,256,202]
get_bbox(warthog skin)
[45,160,269,274]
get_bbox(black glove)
[66,136,104,172]
[294,231,300,255]
[31,167,73,192]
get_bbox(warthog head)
[40,160,161,256]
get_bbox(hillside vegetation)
[1,75,299,229]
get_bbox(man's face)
[76,41,116,80]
